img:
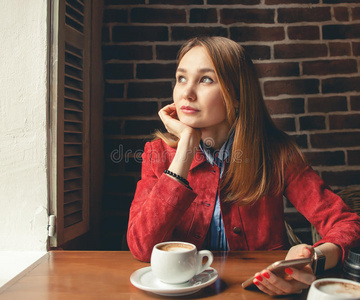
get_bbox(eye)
[177,75,186,83]
[201,76,213,83]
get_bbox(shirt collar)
[199,131,234,167]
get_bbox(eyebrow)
[176,67,215,74]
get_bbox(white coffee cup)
[307,278,360,300]
[150,241,213,285]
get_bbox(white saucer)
[130,266,219,296]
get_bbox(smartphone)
[241,257,313,289]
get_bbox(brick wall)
[101,0,360,249]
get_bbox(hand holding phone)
[241,257,313,289]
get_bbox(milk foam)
[318,282,360,298]
[166,247,190,252]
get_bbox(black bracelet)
[164,169,193,191]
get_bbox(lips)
[180,105,200,113]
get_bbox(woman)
[127,36,360,295]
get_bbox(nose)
[183,84,196,101]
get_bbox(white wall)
[0,1,48,251]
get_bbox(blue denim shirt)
[199,131,234,251]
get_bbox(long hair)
[156,36,305,205]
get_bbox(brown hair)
[156,36,305,205]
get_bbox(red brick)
[278,7,331,23]
[127,82,172,99]
[105,83,125,99]
[322,77,360,94]
[351,96,360,111]
[255,62,299,78]
[172,26,227,41]
[308,96,347,113]
[302,59,357,76]
[220,9,275,25]
[334,7,349,21]
[104,120,123,135]
[324,0,359,3]
[304,151,345,166]
[310,132,360,148]
[149,0,203,4]
[102,27,110,43]
[124,120,164,135]
[112,26,168,42]
[190,9,217,23]
[231,27,285,42]
[348,150,360,165]
[104,63,134,80]
[131,8,186,23]
[288,26,320,40]
[105,138,147,154]
[353,42,360,56]
[102,45,153,61]
[104,101,158,117]
[103,9,128,23]
[137,63,176,79]
[300,116,326,130]
[156,45,181,60]
[244,45,271,60]
[273,117,296,132]
[265,98,305,115]
[263,79,319,97]
[289,134,308,149]
[208,0,259,4]
[329,114,360,130]
[105,0,144,4]
[329,42,351,56]
[265,0,318,3]
[322,170,360,186]
[353,7,360,20]
[323,24,360,40]
[274,44,327,59]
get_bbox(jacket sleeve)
[284,160,360,263]
[127,141,198,262]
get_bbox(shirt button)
[233,227,242,234]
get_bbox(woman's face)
[173,46,230,134]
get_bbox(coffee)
[151,241,213,284]
[317,281,360,298]
[157,243,194,252]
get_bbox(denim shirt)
[199,131,234,251]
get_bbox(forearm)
[127,175,197,261]
[168,129,200,179]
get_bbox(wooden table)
[0,251,312,299]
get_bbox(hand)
[158,103,200,140]
[253,244,316,296]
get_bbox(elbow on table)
[127,234,152,263]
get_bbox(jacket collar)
[190,149,207,171]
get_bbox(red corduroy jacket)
[127,139,360,262]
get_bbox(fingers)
[285,267,316,286]
[253,270,310,296]
[158,103,177,121]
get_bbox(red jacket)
[127,139,360,262]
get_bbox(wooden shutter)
[49,0,91,247]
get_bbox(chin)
[179,119,203,129]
